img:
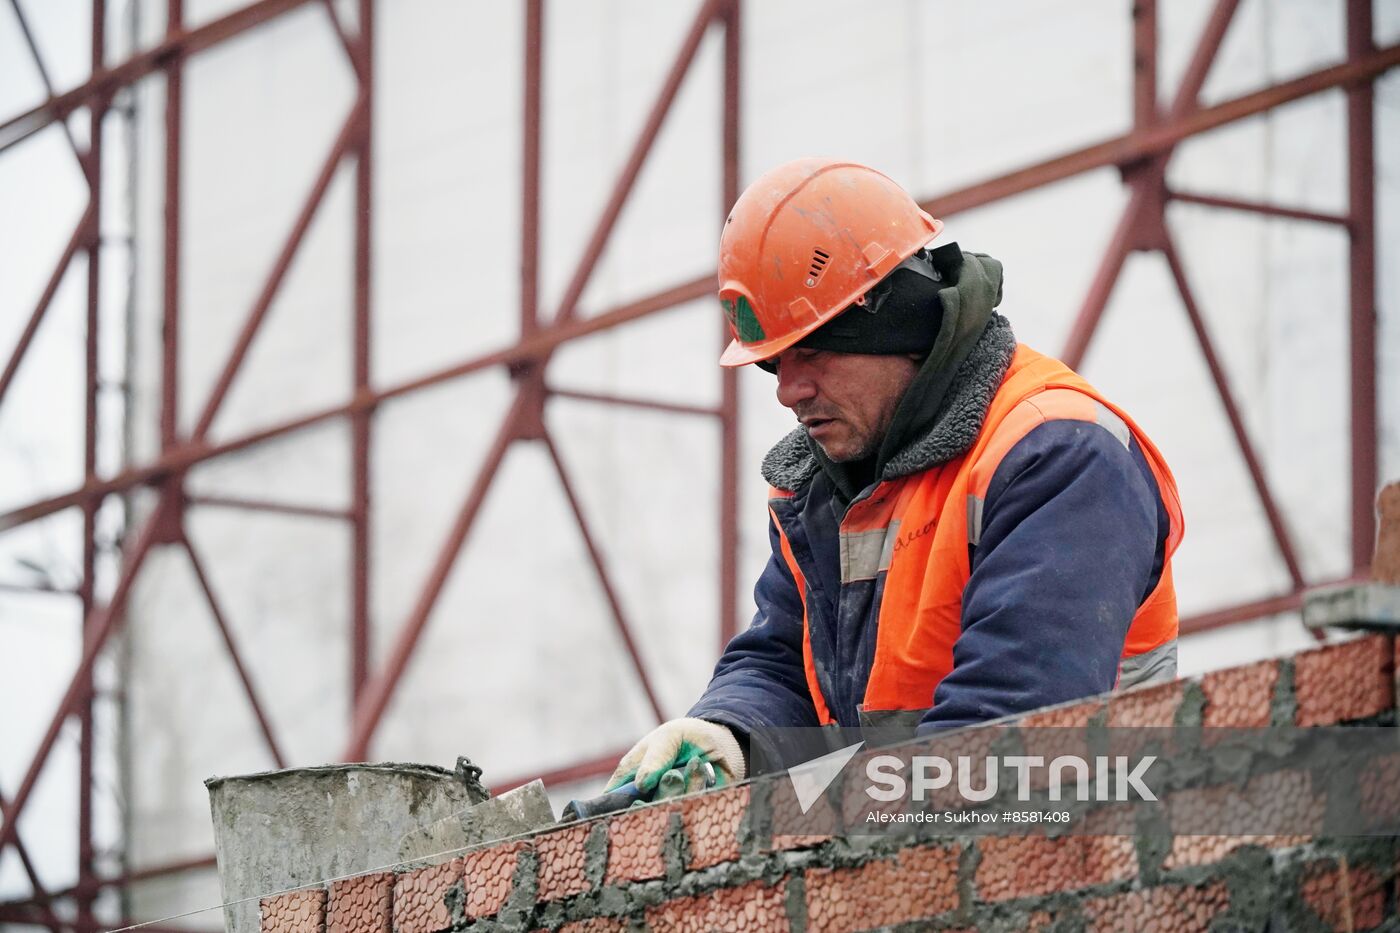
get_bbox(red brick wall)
[261,634,1398,933]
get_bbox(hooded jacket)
[689,250,1182,742]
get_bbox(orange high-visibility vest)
[768,345,1184,725]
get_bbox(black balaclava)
[791,243,998,504]
[757,247,946,372]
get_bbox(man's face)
[771,348,921,462]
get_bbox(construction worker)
[608,158,1182,795]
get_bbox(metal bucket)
[206,760,488,933]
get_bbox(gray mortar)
[560,890,602,922]
[1272,659,1299,726]
[1213,846,1278,930]
[443,879,467,929]
[1268,855,1337,933]
[951,908,1085,933]
[1134,806,1174,883]
[1024,910,1086,933]
[494,846,538,932]
[592,885,630,916]
[746,779,773,854]
[838,831,898,859]
[1177,679,1207,728]
[958,889,1094,933]
[631,879,668,908]
[783,873,807,932]
[775,850,820,874]
[676,853,773,895]
[736,783,760,856]
[663,811,686,883]
[583,821,610,890]
[955,838,979,925]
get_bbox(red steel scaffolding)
[0,0,1392,929]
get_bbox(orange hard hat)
[717,158,944,367]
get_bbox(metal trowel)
[397,758,558,861]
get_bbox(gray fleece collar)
[760,314,1018,492]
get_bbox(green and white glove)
[607,718,746,796]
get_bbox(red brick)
[645,880,787,932]
[974,836,1136,902]
[1373,483,1400,584]
[765,777,835,853]
[1201,660,1278,729]
[1107,679,1184,727]
[1019,696,1104,729]
[1358,753,1400,823]
[605,802,676,884]
[805,845,959,931]
[1105,679,1186,763]
[1294,635,1395,726]
[535,822,593,902]
[328,873,393,933]
[1161,770,1318,867]
[1078,802,1139,835]
[682,785,748,870]
[462,841,523,920]
[1301,860,1385,931]
[392,859,461,933]
[261,888,327,933]
[1082,882,1229,933]
[1163,834,1310,871]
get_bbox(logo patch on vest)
[892,517,937,555]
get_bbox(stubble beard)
[812,426,879,463]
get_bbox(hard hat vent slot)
[806,248,830,286]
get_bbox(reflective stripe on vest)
[767,490,833,725]
[768,345,1184,725]
[1118,637,1178,689]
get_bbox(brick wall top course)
[256,633,1396,933]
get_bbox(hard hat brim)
[718,325,813,368]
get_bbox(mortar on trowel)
[206,757,555,933]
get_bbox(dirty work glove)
[607,718,746,795]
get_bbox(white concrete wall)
[2,0,1398,925]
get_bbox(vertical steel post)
[350,0,374,703]
[162,0,183,450]
[718,0,740,652]
[1347,0,1377,571]
[77,3,107,928]
[522,0,542,339]
[1133,0,1158,128]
